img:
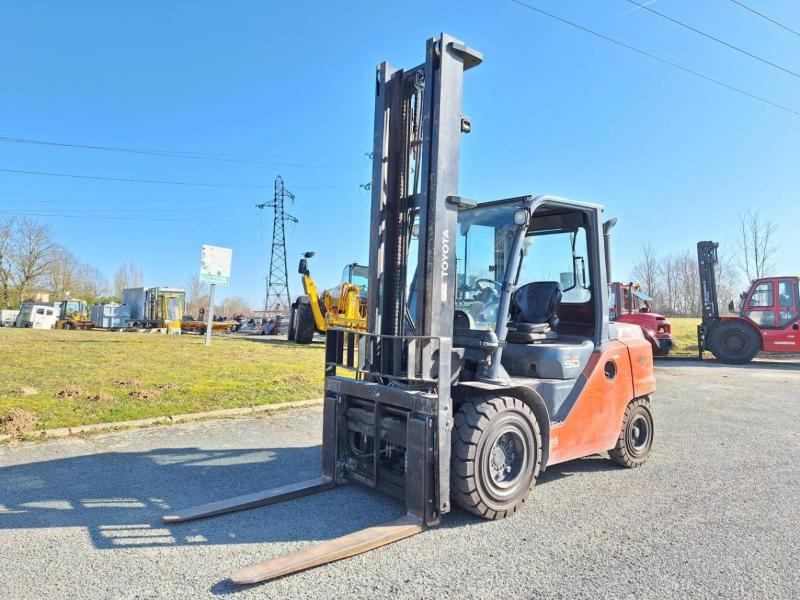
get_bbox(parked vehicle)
[697,241,800,363]
[0,309,19,327]
[55,299,94,330]
[609,282,673,356]
[14,302,58,329]
[288,253,368,344]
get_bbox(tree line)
[0,217,252,315]
[629,211,778,318]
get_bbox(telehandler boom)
[164,33,656,585]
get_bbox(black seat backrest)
[511,281,562,325]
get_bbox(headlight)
[513,208,529,226]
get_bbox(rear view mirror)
[574,256,587,288]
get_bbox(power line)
[729,0,800,39]
[509,0,800,119]
[0,168,359,190]
[0,210,254,223]
[0,168,270,189]
[624,0,800,79]
[0,136,365,170]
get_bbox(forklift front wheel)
[608,397,653,468]
[451,395,542,520]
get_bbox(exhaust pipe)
[603,218,617,285]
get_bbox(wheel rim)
[482,425,529,499]
[627,413,650,456]
[724,332,745,353]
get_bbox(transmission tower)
[256,175,297,314]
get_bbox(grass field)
[0,317,703,436]
[0,329,324,433]
[666,317,701,357]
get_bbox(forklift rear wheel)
[63,322,74,330]
[608,397,653,468]
[451,395,542,520]
[294,297,316,344]
[709,322,760,364]
[287,303,297,341]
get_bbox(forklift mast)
[697,241,720,323]
[368,34,481,345]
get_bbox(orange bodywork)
[548,337,655,466]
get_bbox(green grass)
[0,329,324,431]
[667,317,701,357]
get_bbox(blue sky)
[2,1,798,307]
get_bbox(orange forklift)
[165,33,656,585]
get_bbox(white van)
[15,303,57,329]
[0,309,19,327]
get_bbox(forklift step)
[162,476,333,523]
[230,514,424,584]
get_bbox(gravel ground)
[1,360,799,599]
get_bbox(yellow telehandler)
[288,252,367,344]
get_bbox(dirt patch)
[157,382,179,391]
[18,386,38,396]
[56,388,83,399]
[86,392,113,402]
[129,389,161,400]
[117,379,142,388]
[1,408,38,438]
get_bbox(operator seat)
[506,281,561,343]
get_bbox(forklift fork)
[163,379,434,584]
[163,475,424,585]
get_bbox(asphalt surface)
[1,360,799,599]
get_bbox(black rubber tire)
[287,303,297,342]
[709,322,760,364]
[451,394,542,520]
[63,322,74,330]
[609,397,654,468]
[294,296,316,344]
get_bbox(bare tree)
[716,251,744,314]
[10,218,56,302]
[674,251,699,317]
[630,243,661,304]
[0,219,14,308]
[113,262,144,295]
[737,211,777,282]
[218,296,252,317]
[45,248,110,301]
[184,272,208,318]
[44,246,78,300]
[659,256,677,316]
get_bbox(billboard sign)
[199,245,232,286]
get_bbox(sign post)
[199,245,233,347]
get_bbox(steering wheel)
[474,278,501,293]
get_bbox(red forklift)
[164,33,656,585]
[609,282,673,356]
[697,241,800,363]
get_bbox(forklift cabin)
[164,33,655,585]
